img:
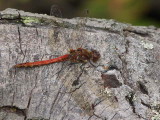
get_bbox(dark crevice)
[123,28,150,37]
[26,92,32,111]
[72,65,85,86]
[17,26,26,60]
[25,74,38,120]
[110,113,118,120]
[117,54,130,87]
[72,71,83,86]
[91,98,105,111]
[0,11,27,26]
[0,18,24,25]
[125,92,135,113]
[137,81,149,95]
[125,39,130,54]
[0,106,27,117]
[141,100,151,109]
[49,85,63,119]
[68,82,86,93]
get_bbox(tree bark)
[0,8,160,120]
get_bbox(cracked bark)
[0,8,160,120]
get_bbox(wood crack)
[0,106,27,117]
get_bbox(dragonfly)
[14,48,100,67]
[14,5,100,68]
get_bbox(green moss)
[21,17,43,26]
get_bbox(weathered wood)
[0,8,160,120]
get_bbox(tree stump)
[0,8,160,120]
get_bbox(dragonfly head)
[90,49,101,62]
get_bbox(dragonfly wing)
[50,5,62,18]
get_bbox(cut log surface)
[0,8,160,120]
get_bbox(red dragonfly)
[14,6,100,67]
[14,48,100,68]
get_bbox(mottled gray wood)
[0,8,160,120]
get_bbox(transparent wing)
[72,9,89,48]
[50,5,62,18]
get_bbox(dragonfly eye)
[91,49,100,62]
[77,48,83,52]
